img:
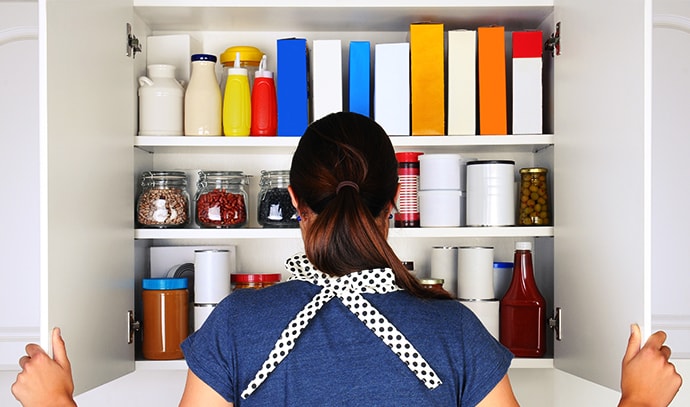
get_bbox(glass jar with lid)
[195,171,248,228]
[219,45,263,95]
[518,167,551,226]
[257,170,298,228]
[136,171,190,228]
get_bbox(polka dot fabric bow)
[241,253,443,399]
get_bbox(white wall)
[651,0,690,358]
[0,0,40,369]
[1,0,689,405]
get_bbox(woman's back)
[182,264,512,406]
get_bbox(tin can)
[466,160,516,226]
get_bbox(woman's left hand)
[11,327,77,407]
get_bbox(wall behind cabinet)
[0,0,40,369]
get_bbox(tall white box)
[146,34,202,85]
[312,39,343,121]
[447,30,477,135]
[374,43,410,136]
[512,31,543,134]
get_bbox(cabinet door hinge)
[126,23,142,58]
[545,21,561,57]
[128,310,141,344]
[548,307,562,341]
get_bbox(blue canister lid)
[191,53,217,63]
[493,261,514,269]
[142,277,188,290]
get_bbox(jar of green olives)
[518,167,550,226]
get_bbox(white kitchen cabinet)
[35,0,685,403]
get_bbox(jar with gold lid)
[518,167,551,226]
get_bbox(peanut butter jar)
[142,278,189,360]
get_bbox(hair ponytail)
[290,112,451,300]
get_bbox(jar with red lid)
[231,273,281,290]
[395,152,423,227]
[195,171,249,228]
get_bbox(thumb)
[51,327,71,372]
[623,323,642,365]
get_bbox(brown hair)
[290,112,450,300]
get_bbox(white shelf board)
[135,134,554,154]
[135,226,553,240]
[134,357,555,371]
[134,1,554,32]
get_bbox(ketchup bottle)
[250,55,277,136]
[499,241,546,357]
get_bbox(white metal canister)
[465,160,516,226]
[138,64,184,136]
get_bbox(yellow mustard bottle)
[223,52,251,136]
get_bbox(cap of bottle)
[255,55,273,79]
[515,241,532,251]
[227,52,248,76]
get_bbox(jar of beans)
[136,171,190,228]
[195,171,248,228]
[518,167,551,226]
[257,170,298,228]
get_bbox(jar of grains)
[257,170,298,228]
[195,171,248,228]
[518,167,551,226]
[136,171,190,228]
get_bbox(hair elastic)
[336,180,359,194]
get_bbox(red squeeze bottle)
[250,55,277,136]
[499,241,546,357]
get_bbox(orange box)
[478,26,507,135]
[410,23,445,136]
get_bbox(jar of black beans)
[257,170,298,228]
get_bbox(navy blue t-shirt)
[181,280,513,406]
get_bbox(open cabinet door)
[40,0,135,395]
[553,0,651,391]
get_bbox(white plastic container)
[419,190,464,227]
[457,246,495,300]
[430,246,458,296]
[185,54,223,136]
[419,153,463,190]
[466,160,516,226]
[459,299,499,339]
[194,249,232,304]
[138,64,184,136]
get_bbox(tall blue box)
[277,38,309,136]
[348,41,371,117]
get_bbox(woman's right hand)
[618,324,682,407]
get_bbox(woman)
[13,113,682,406]
[180,111,517,405]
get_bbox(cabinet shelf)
[134,0,554,32]
[135,134,554,154]
[134,357,555,371]
[134,226,553,240]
